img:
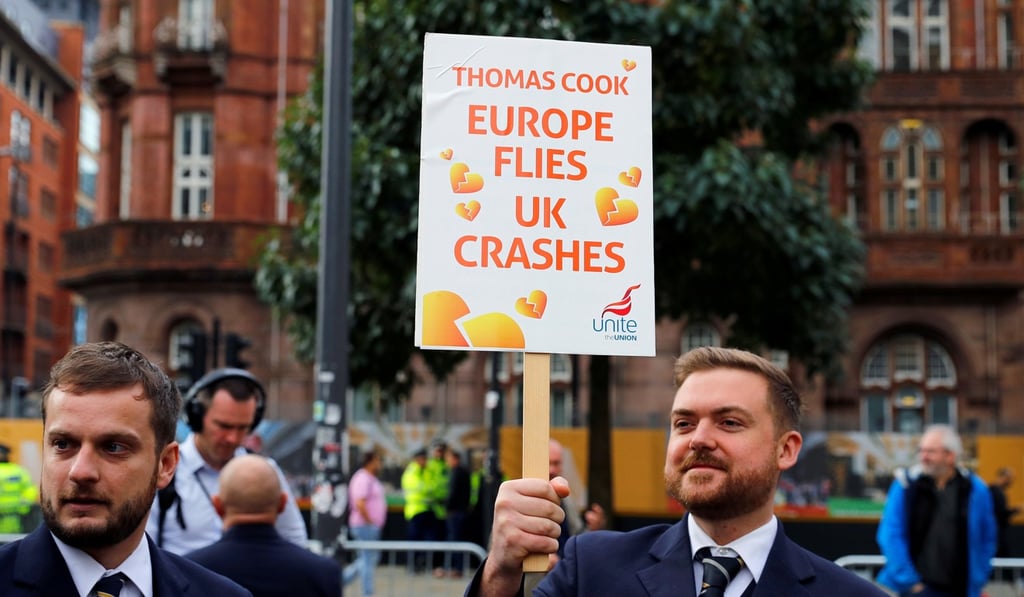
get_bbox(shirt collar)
[52,531,154,597]
[687,514,778,582]
[180,433,247,474]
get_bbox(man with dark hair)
[186,454,341,596]
[467,347,886,596]
[146,372,306,554]
[0,341,251,596]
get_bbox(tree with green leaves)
[256,0,873,516]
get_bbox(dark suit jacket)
[0,525,252,596]
[467,516,888,596]
[186,523,342,597]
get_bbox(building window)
[878,123,945,231]
[172,112,214,220]
[178,0,216,50]
[859,334,957,432]
[10,167,29,219]
[120,121,132,218]
[38,241,54,272]
[76,204,94,228]
[10,110,31,150]
[35,295,53,339]
[884,0,949,71]
[551,389,572,427]
[998,7,1016,69]
[551,354,572,382]
[962,121,1017,233]
[825,125,866,230]
[682,322,720,353]
[40,188,56,221]
[78,154,98,199]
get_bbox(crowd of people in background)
[0,341,1021,597]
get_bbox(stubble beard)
[41,468,159,550]
[665,452,778,521]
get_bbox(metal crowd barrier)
[0,533,26,545]
[834,555,1024,597]
[339,538,487,597]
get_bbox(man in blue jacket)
[877,424,997,597]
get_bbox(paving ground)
[348,564,471,596]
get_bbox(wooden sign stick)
[522,351,551,573]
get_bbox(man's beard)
[665,450,778,521]
[41,470,158,550]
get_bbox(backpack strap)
[156,473,185,547]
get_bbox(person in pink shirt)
[345,450,387,596]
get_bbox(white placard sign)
[415,33,654,356]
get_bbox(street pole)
[310,0,353,562]
[482,351,504,547]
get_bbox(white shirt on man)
[144,433,308,555]
[53,531,152,597]
[688,514,778,597]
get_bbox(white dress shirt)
[145,433,308,555]
[688,515,778,597]
[53,531,152,597]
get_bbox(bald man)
[185,455,342,596]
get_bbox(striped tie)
[696,546,744,597]
[92,572,126,597]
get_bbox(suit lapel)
[148,536,190,596]
[636,518,698,597]
[751,524,813,597]
[12,527,79,594]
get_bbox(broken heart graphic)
[618,166,642,188]
[514,290,547,319]
[595,187,639,226]
[440,148,453,160]
[455,200,481,221]
[621,59,637,72]
[449,162,484,194]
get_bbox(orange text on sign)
[453,235,625,273]
[468,105,614,142]
[452,68,630,95]
[494,146,587,180]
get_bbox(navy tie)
[696,546,745,597]
[92,572,127,597]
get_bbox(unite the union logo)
[593,284,641,341]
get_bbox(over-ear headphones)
[183,367,266,433]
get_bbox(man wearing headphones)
[145,368,308,555]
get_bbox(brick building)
[400,1,1024,436]
[0,0,82,413]
[53,2,1024,437]
[59,0,324,419]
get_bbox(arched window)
[860,334,957,432]
[879,122,945,231]
[961,121,1018,233]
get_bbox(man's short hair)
[42,341,182,452]
[199,377,260,408]
[673,346,803,433]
